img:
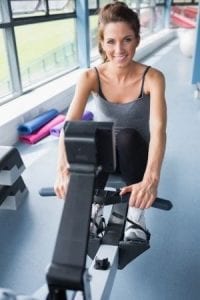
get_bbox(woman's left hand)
[120,180,158,209]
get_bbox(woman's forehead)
[103,22,136,37]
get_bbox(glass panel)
[15,19,78,89]
[153,6,165,31]
[99,0,111,7]
[170,3,198,28]
[89,0,97,9]
[173,0,193,2]
[140,0,153,8]
[0,30,12,102]
[90,15,98,60]
[0,5,2,23]
[140,7,155,36]
[48,0,75,14]
[10,0,46,18]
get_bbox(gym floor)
[0,38,200,300]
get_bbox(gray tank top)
[92,66,151,143]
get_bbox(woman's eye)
[124,38,132,42]
[107,40,114,44]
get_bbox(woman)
[54,2,167,241]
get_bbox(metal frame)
[192,1,200,85]
[1,0,22,97]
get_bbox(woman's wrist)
[142,172,159,187]
[57,164,70,175]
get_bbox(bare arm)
[54,69,96,198]
[143,70,167,185]
[120,69,167,209]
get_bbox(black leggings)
[95,128,148,188]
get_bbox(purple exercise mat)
[50,111,94,137]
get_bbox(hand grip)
[39,187,172,211]
[39,187,56,197]
[152,198,173,211]
[121,193,172,211]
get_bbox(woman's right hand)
[54,168,70,199]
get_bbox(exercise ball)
[179,29,195,58]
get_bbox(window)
[10,0,75,18]
[89,0,98,9]
[48,0,75,14]
[172,0,196,3]
[10,0,46,18]
[90,15,98,60]
[99,0,111,7]
[0,30,12,102]
[15,19,78,89]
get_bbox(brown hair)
[98,1,140,62]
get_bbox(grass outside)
[0,16,98,83]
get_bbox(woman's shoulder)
[77,67,99,91]
[79,67,97,80]
[145,67,165,95]
[147,66,165,81]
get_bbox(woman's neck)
[107,61,137,83]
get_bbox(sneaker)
[90,203,105,238]
[124,207,150,242]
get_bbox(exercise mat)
[18,109,58,135]
[82,111,94,121]
[19,115,65,144]
[50,111,94,137]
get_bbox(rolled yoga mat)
[19,115,65,144]
[50,121,65,137]
[50,111,94,137]
[18,109,58,135]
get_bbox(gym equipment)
[40,121,172,299]
[0,146,25,186]
[0,176,28,210]
[0,146,28,210]
[179,29,195,57]
[18,109,58,135]
[19,115,65,144]
[0,121,172,299]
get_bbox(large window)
[0,0,168,105]
[15,19,77,89]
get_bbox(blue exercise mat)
[18,109,58,135]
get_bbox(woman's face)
[101,21,139,67]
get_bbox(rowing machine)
[0,121,172,300]
[41,121,172,299]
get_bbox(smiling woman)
[100,22,139,67]
[54,2,167,243]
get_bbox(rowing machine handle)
[39,187,172,210]
[39,187,55,197]
[121,193,172,211]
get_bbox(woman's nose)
[115,42,124,53]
